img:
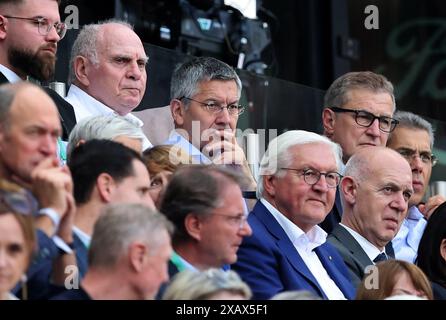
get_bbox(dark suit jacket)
[232,201,356,300]
[0,72,76,140]
[13,230,89,299]
[327,224,395,288]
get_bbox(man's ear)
[0,15,7,40]
[129,242,148,273]
[322,108,336,138]
[263,175,277,197]
[73,56,91,87]
[96,173,116,203]
[440,239,446,262]
[170,99,185,127]
[184,213,203,242]
[340,176,357,206]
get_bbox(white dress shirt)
[65,84,152,150]
[261,198,346,300]
[339,223,387,263]
[0,64,22,83]
[393,206,427,263]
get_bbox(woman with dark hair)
[0,179,36,300]
[417,201,446,299]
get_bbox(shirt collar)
[66,85,151,150]
[260,198,327,251]
[0,64,22,83]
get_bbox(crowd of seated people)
[1,0,446,301]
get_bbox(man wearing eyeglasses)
[156,165,252,298]
[387,111,445,263]
[65,20,152,150]
[327,147,413,287]
[0,0,76,140]
[232,130,356,300]
[166,56,256,192]
[320,71,397,234]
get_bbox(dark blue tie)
[373,252,388,263]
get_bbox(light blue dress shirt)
[393,206,427,263]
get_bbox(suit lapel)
[253,201,327,298]
[0,72,9,84]
[332,225,373,267]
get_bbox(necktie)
[373,252,388,263]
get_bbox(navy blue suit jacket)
[232,201,356,300]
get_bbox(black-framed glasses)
[179,96,245,116]
[280,168,342,188]
[329,106,399,133]
[3,15,67,39]
[396,148,438,166]
[212,213,248,229]
[0,189,38,216]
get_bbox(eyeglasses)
[179,96,245,116]
[0,189,38,216]
[212,213,248,229]
[397,148,438,166]
[3,15,67,39]
[329,107,399,133]
[280,168,342,188]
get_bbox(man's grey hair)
[68,19,134,84]
[67,115,145,160]
[88,203,173,269]
[170,56,242,105]
[388,111,435,149]
[0,82,43,130]
[257,130,343,198]
[324,71,396,111]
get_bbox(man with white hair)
[233,130,355,300]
